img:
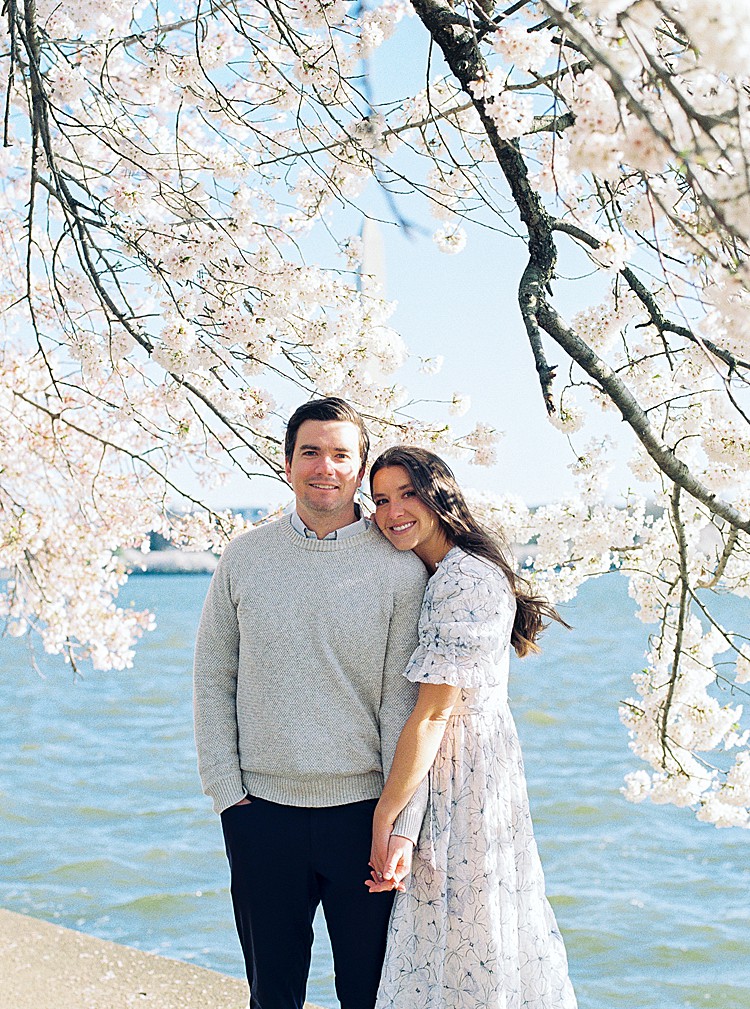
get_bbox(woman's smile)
[389,520,417,533]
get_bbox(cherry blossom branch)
[10,7,293,487]
[661,484,689,759]
[2,0,18,147]
[538,1,748,250]
[411,0,565,414]
[696,527,740,590]
[118,1,238,49]
[410,0,750,535]
[12,390,229,520]
[551,219,750,374]
[519,259,557,414]
[536,298,750,534]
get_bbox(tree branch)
[661,484,689,759]
[696,526,740,590]
[536,297,750,533]
[411,0,561,414]
[552,219,750,373]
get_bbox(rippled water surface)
[1,574,749,1009]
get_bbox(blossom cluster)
[0,0,490,670]
[1,0,749,830]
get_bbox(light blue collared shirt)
[289,506,370,541]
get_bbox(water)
[1,574,749,1009]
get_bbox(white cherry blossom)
[0,0,748,831]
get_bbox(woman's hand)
[366,821,414,893]
[365,867,404,893]
[365,836,414,892]
[369,809,394,879]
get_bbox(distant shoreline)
[124,503,720,576]
[122,548,218,575]
[121,544,541,575]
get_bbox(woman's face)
[371,465,451,569]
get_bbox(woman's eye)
[373,499,386,507]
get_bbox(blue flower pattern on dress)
[375,547,577,1009]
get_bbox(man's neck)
[295,503,359,540]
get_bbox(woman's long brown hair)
[370,446,569,657]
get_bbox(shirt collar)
[289,506,370,541]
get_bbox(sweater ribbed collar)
[277,514,379,551]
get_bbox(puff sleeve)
[404,551,515,689]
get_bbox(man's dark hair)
[284,397,370,467]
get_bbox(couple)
[193,397,577,1009]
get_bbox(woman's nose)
[389,500,405,519]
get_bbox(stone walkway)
[0,907,324,1009]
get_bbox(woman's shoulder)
[434,546,510,586]
[429,547,513,607]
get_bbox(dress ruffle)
[404,646,499,688]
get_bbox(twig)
[660,484,689,758]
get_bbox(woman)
[366,446,577,1009]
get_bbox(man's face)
[285,419,365,526]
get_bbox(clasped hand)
[365,816,414,894]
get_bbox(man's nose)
[314,454,336,473]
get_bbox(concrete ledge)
[0,908,324,1009]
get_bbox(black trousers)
[221,796,395,1009]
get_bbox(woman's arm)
[368,681,461,887]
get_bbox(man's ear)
[284,458,293,482]
[357,464,367,485]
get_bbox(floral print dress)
[375,547,577,1009]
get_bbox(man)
[193,397,428,1009]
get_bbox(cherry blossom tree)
[1,0,749,826]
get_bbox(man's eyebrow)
[297,443,353,452]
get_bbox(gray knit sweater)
[193,516,429,841]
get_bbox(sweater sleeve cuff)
[392,777,428,843]
[205,773,246,814]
